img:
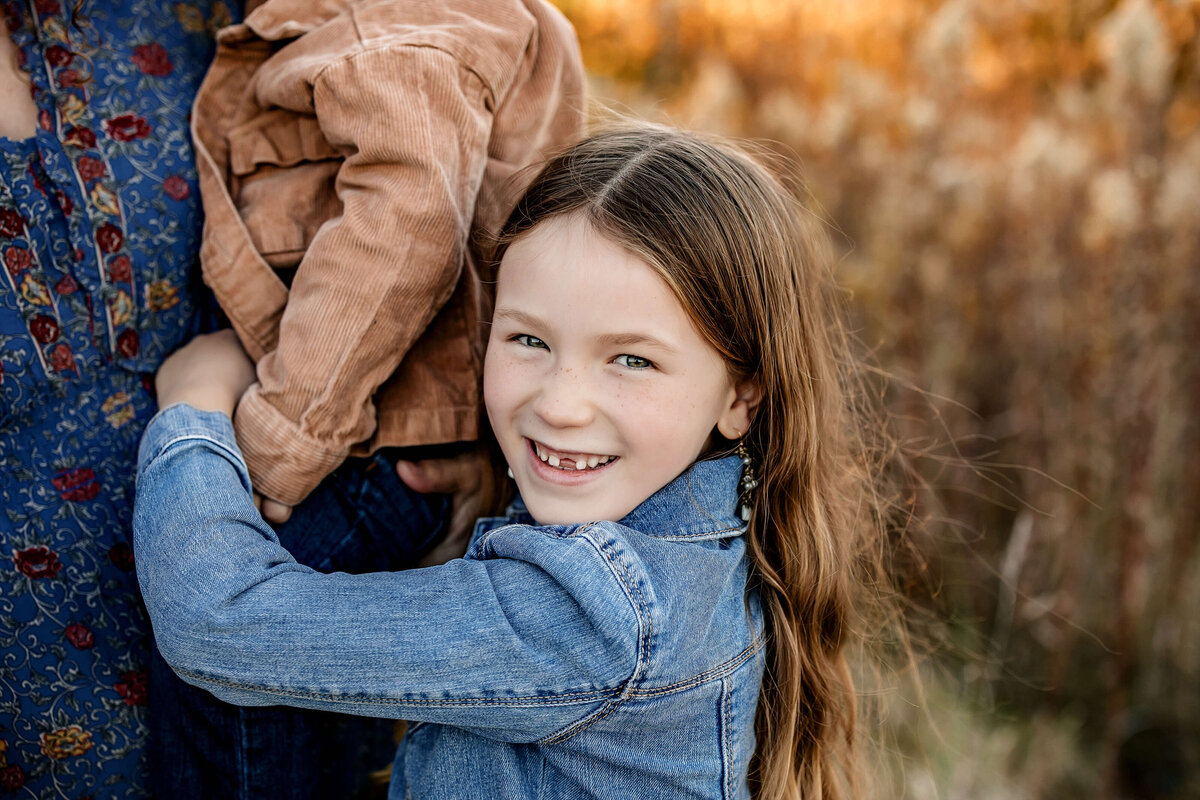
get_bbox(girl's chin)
[519,491,636,527]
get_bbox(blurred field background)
[549,0,1200,797]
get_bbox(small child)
[135,125,898,799]
[192,0,586,519]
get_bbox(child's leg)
[275,449,450,573]
[149,645,396,799]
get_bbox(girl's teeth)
[533,442,613,471]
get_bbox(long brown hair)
[493,124,901,799]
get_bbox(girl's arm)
[135,353,642,742]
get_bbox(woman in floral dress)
[0,2,235,795]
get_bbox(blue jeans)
[148,448,449,799]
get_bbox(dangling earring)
[736,436,757,521]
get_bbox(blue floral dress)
[0,1,235,795]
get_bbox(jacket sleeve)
[134,404,644,742]
[232,44,493,505]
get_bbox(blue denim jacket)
[134,404,765,799]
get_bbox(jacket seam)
[169,664,620,708]
[312,41,495,107]
[720,677,733,800]
[540,524,652,745]
[630,634,765,699]
[153,432,249,477]
[654,522,746,541]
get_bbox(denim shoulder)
[467,519,657,668]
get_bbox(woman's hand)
[156,329,257,418]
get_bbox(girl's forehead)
[497,217,672,306]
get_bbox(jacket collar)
[477,456,747,542]
[618,456,746,540]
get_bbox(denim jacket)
[134,404,765,799]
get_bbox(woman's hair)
[493,124,901,799]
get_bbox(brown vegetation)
[554,1,1200,796]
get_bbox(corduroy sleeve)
[233,45,492,505]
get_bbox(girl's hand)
[156,330,257,418]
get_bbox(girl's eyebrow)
[493,308,545,329]
[493,308,677,353]
[595,332,677,353]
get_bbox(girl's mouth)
[527,439,618,471]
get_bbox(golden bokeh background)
[553,1,1200,797]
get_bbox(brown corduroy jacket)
[192,0,585,505]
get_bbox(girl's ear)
[716,380,763,440]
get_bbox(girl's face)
[484,214,756,525]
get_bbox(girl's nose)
[532,368,594,428]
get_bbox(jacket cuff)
[137,403,247,485]
[233,386,356,505]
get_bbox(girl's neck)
[0,23,37,142]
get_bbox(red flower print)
[56,275,79,294]
[115,670,149,706]
[4,245,31,276]
[12,545,63,580]
[76,156,105,182]
[55,189,73,215]
[0,207,24,238]
[53,466,98,501]
[163,175,190,201]
[57,68,83,89]
[48,343,76,373]
[65,623,95,649]
[96,223,123,253]
[1,765,25,792]
[39,108,52,131]
[108,542,135,571]
[103,114,151,142]
[29,314,60,344]
[35,0,60,14]
[132,42,172,76]
[116,329,140,358]
[44,44,73,67]
[26,163,44,195]
[107,254,132,283]
[63,125,97,149]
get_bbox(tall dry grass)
[554,0,1200,796]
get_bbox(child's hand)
[156,330,257,418]
[254,494,293,524]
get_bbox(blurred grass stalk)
[554,0,1200,796]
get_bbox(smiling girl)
[134,125,900,799]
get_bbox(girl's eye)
[614,354,654,370]
[513,334,548,350]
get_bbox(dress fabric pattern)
[0,1,232,795]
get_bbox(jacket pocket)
[227,112,343,269]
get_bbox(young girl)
[134,125,886,799]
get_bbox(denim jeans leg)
[149,450,449,798]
